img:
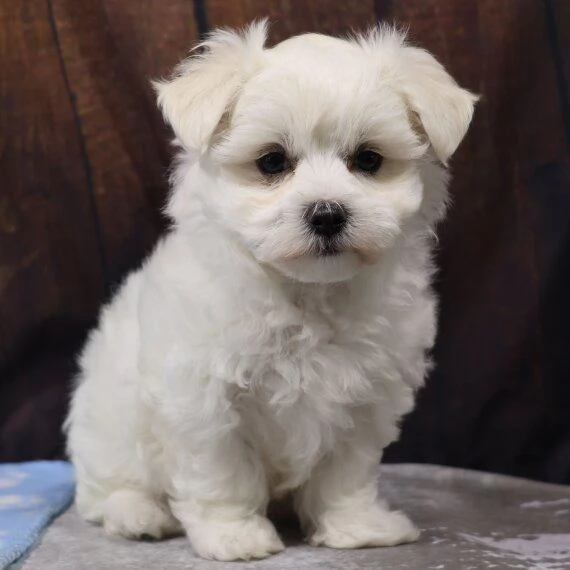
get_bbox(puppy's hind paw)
[103,489,182,540]
[311,507,419,549]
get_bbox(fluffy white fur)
[65,21,476,561]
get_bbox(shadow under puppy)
[65,21,477,561]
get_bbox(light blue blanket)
[0,462,75,569]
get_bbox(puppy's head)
[155,21,477,283]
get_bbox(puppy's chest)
[235,297,380,395]
[231,294,386,397]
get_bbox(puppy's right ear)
[153,20,267,151]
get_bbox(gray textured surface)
[21,464,570,569]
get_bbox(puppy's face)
[156,23,477,283]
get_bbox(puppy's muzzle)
[305,201,348,239]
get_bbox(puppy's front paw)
[188,514,284,561]
[311,506,419,549]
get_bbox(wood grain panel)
[531,0,570,482]
[0,0,105,457]
[50,0,198,283]
[383,0,570,482]
[548,0,570,149]
[0,0,105,361]
[206,0,377,43]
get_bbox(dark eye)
[256,151,289,175]
[354,149,383,174]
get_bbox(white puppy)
[66,21,476,561]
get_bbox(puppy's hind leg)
[103,488,182,540]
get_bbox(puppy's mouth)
[313,239,383,265]
[270,235,382,266]
[319,250,341,257]
[315,241,342,257]
[308,234,342,257]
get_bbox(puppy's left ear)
[400,46,478,164]
[153,20,267,151]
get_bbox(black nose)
[306,201,348,238]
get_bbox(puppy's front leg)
[296,425,419,550]
[161,402,284,560]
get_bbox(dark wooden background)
[1,0,569,484]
